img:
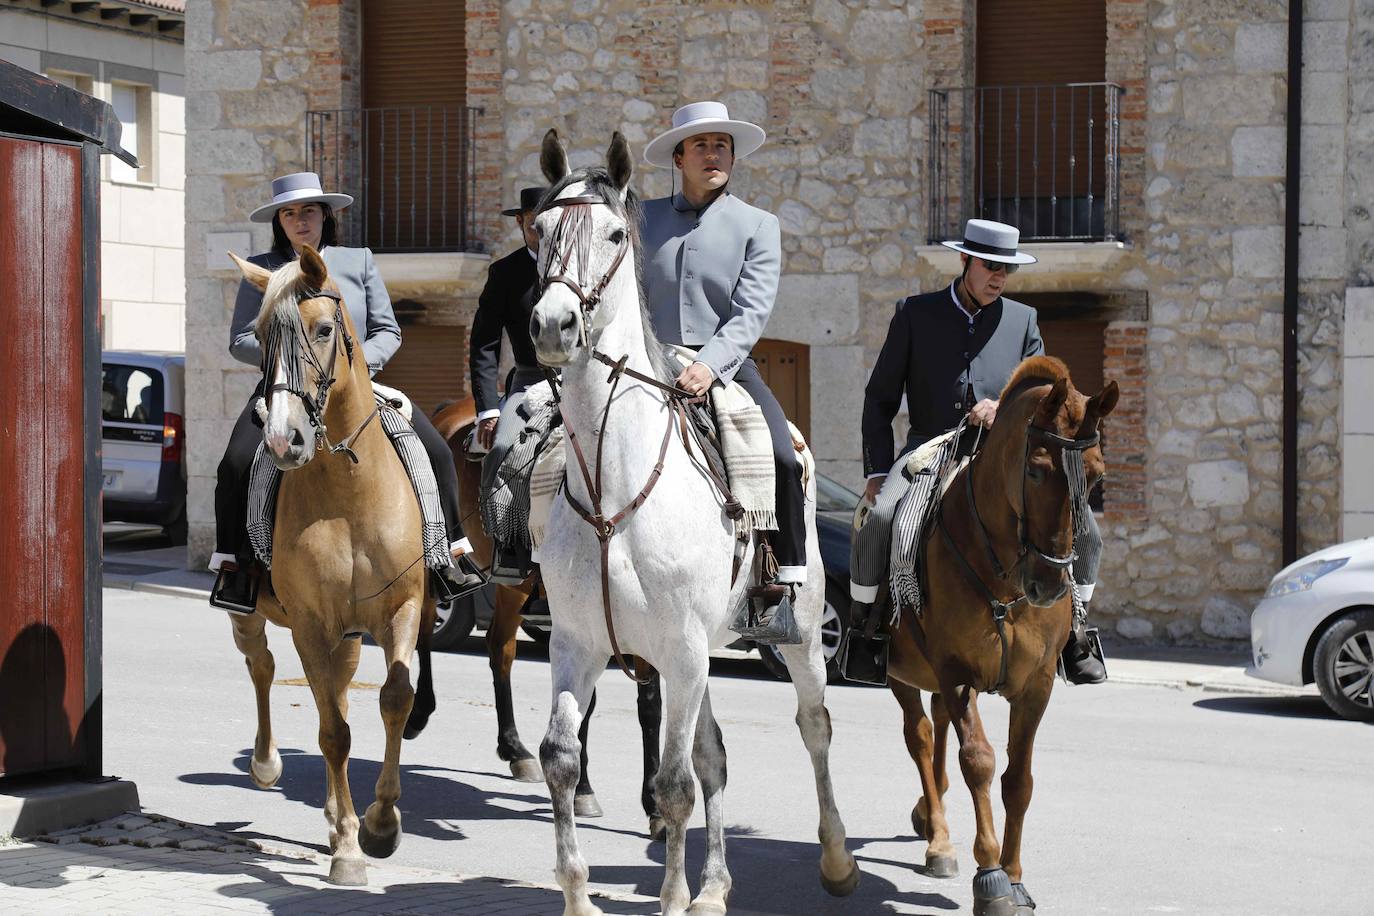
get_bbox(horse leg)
[655,662,707,916]
[890,680,957,878]
[229,613,281,789]
[915,690,955,838]
[488,596,541,781]
[323,636,361,855]
[540,647,607,916]
[941,684,1010,916]
[1000,672,1054,912]
[359,599,422,860]
[293,627,366,886]
[777,642,861,897]
[637,660,666,842]
[574,688,603,816]
[688,686,730,915]
[404,602,436,739]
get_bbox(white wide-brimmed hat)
[643,101,766,169]
[940,218,1038,265]
[249,172,354,223]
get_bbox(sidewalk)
[0,812,662,915]
[104,542,1312,699]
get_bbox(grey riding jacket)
[640,192,781,384]
[229,245,402,375]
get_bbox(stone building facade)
[184,0,1373,644]
[1,0,186,351]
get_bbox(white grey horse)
[529,129,860,916]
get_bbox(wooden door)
[373,324,469,417]
[752,339,810,442]
[0,137,90,777]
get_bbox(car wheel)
[430,595,477,652]
[1313,609,1374,722]
[758,581,850,684]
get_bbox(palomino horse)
[887,356,1117,915]
[530,130,858,916]
[226,247,428,886]
[409,398,666,835]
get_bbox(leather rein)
[539,194,740,683]
[931,419,1100,694]
[263,286,380,464]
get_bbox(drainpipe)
[1282,0,1303,566]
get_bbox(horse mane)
[999,355,1071,404]
[257,259,309,332]
[538,168,676,384]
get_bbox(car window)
[816,473,860,513]
[102,364,163,425]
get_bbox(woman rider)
[640,102,805,633]
[209,172,483,611]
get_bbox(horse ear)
[229,251,271,292]
[1077,380,1120,437]
[299,244,328,288]
[541,128,569,183]
[607,131,633,194]
[1042,377,1070,417]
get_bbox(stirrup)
[837,627,889,686]
[732,583,802,645]
[1058,625,1107,685]
[430,554,488,604]
[210,562,259,616]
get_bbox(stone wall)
[1342,2,1374,539]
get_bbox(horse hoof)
[358,814,402,859]
[819,857,861,897]
[923,854,959,878]
[510,757,543,782]
[686,902,728,915]
[648,816,668,843]
[249,749,282,789]
[403,710,431,740]
[327,856,368,886]
[574,793,604,818]
[972,867,1016,916]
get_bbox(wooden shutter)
[361,0,468,250]
[752,339,811,442]
[975,0,1107,213]
[1039,318,1107,509]
[373,325,469,418]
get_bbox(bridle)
[261,285,378,464]
[932,410,1099,694]
[537,194,631,346]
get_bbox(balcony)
[928,82,1126,243]
[306,105,483,254]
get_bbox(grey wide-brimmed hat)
[249,172,354,223]
[643,101,766,169]
[940,218,1038,265]
[502,186,548,216]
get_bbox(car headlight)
[1264,557,1349,598]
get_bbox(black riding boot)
[1061,616,1107,685]
[430,552,487,604]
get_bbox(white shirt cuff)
[477,409,500,421]
[866,472,888,480]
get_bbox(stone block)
[1301,125,1346,179]
[152,246,185,306]
[188,129,263,176]
[1232,226,1284,279]
[186,51,262,92]
[1346,288,1374,357]
[223,0,304,50]
[1344,434,1374,511]
[1181,74,1281,127]
[1216,385,1261,424]
[808,345,864,461]
[848,9,915,62]
[222,86,307,129]
[810,66,866,109]
[1299,226,1348,281]
[118,186,184,249]
[1302,71,1348,126]
[1234,22,1287,72]
[1200,596,1250,640]
[1304,19,1350,72]
[853,118,909,159]
[1115,617,1154,639]
[769,274,860,345]
[1166,174,1281,226]
[105,301,184,351]
[1300,176,1344,228]
[1187,459,1250,508]
[1231,126,1285,177]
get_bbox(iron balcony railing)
[307,105,483,253]
[928,82,1125,243]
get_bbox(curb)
[0,778,140,839]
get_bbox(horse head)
[230,246,355,470]
[529,128,638,365]
[997,357,1118,607]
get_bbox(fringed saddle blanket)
[246,386,449,571]
[480,380,561,554]
[887,425,968,619]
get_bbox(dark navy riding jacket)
[861,283,1044,477]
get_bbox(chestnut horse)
[406,396,666,836]
[226,247,428,885]
[887,356,1117,916]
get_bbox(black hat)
[502,186,547,216]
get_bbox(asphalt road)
[103,587,1373,915]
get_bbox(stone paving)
[0,811,660,915]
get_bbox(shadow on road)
[1192,695,1359,721]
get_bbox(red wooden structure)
[0,60,135,780]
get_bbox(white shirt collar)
[949,282,978,324]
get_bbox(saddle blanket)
[480,380,561,553]
[246,384,448,571]
[885,426,967,617]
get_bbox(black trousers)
[731,358,806,571]
[214,387,465,558]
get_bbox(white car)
[102,351,187,543]
[1248,537,1374,721]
